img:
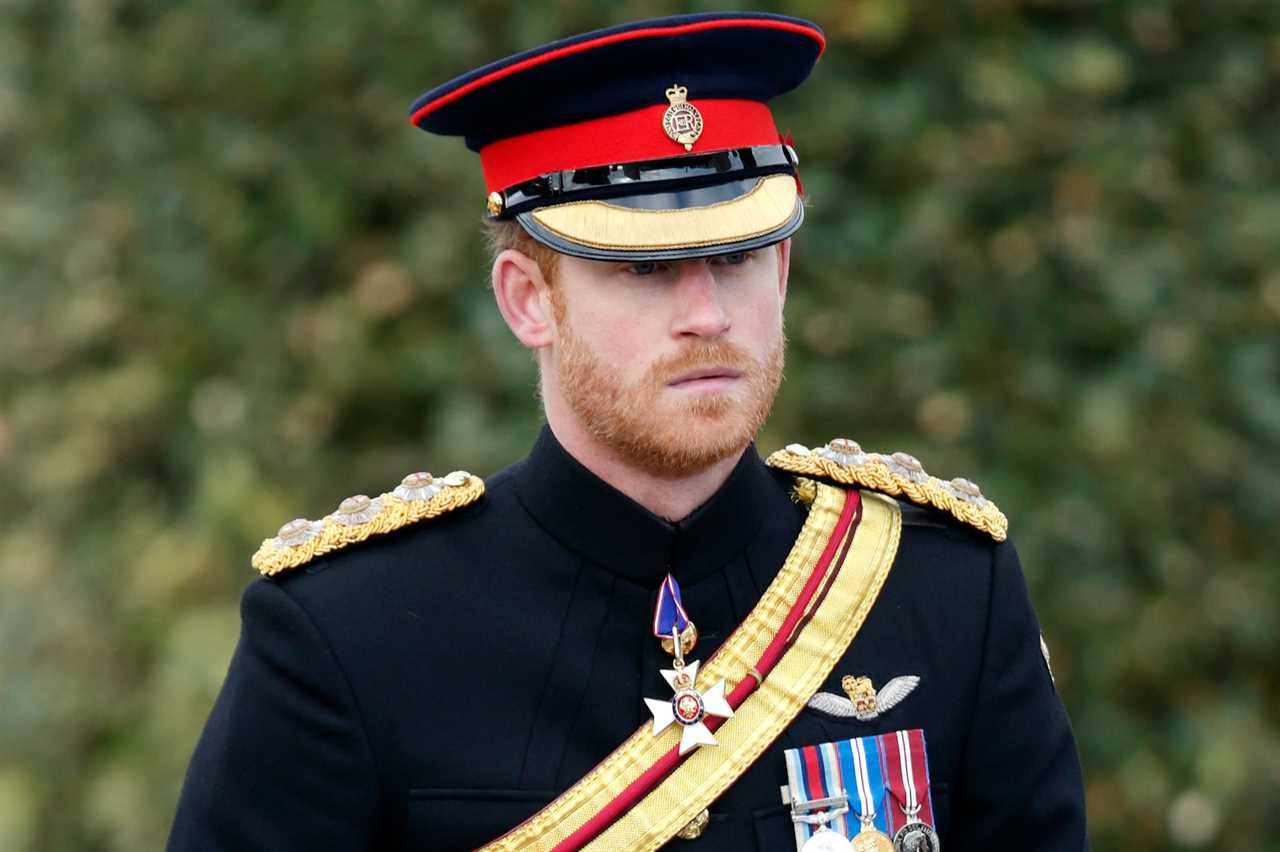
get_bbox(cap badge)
[663,84,704,151]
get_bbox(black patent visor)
[490,143,798,219]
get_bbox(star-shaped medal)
[644,660,735,755]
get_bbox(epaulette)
[766,438,1008,541]
[251,470,485,577]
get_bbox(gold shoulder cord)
[767,439,1008,542]
[250,470,484,576]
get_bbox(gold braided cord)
[477,482,847,852]
[249,475,485,576]
[586,489,901,851]
[791,476,818,506]
[766,443,1008,542]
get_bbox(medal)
[785,731,939,852]
[801,826,855,852]
[883,729,941,852]
[891,819,940,852]
[643,574,733,755]
[852,830,896,852]
[790,793,853,852]
[783,739,860,852]
[848,736,895,852]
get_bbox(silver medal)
[801,826,856,852]
[892,820,940,852]
[887,730,940,852]
[791,790,852,852]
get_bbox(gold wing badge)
[807,675,921,721]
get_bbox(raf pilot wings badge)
[807,675,922,721]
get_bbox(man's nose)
[670,261,731,338]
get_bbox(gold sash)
[479,484,902,852]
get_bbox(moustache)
[647,341,756,385]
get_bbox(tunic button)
[675,808,710,840]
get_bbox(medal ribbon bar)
[882,728,936,834]
[849,736,887,835]
[784,735,894,850]
[652,573,690,637]
[785,742,852,843]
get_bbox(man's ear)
[492,249,555,349]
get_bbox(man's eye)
[714,251,750,265]
[629,261,661,276]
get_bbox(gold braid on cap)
[251,471,484,576]
[767,439,1008,541]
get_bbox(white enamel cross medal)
[645,657,735,755]
[645,574,734,755]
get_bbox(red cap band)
[478,99,779,193]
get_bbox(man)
[168,12,1087,851]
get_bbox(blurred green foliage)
[2,0,1278,849]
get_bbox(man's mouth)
[666,366,744,390]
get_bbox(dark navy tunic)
[167,427,1087,850]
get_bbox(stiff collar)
[513,426,781,587]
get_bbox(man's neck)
[544,417,747,522]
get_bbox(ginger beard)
[547,287,785,477]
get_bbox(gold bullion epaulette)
[766,438,1008,541]
[251,470,485,577]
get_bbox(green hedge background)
[2,1,1277,849]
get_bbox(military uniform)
[168,13,1086,850]
[168,428,1085,850]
